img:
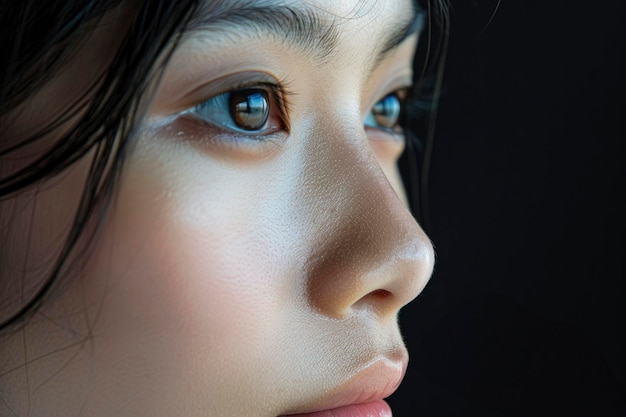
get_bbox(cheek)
[78,141,304,413]
[90,154,284,343]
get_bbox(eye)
[189,84,286,135]
[228,89,269,131]
[364,93,402,131]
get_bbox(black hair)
[0,0,200,331]
[0,0,450,332]
[402,0,450,229]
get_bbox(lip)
[279,348,407,417]
[282,400,392,417]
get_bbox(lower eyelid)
[188,114,285,140]
[368,130,406,161]
[365,125,405,140]
[184,112,283,140]
[168,113,288,157]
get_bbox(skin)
[0,0,435,416]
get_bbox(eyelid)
[365,86,412,123]
[183,81,291,132]
[366,75,413,109]
[386,85,412,103]
[363,85,414,144]
[171,72,293,118]
[163,79,292,158]
[165,72,295,145]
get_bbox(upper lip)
[279,347,408,416]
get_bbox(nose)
[301,123,435,320]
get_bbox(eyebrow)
[184,1,426,66]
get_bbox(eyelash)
[185,81,409,141]
[398,82,435,149]
[186,81,291,140]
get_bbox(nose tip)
[357,235,434,313]
[305,208,434,319]
[303,146,435,320]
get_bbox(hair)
[0,0,450,332]
[401,0,450,229]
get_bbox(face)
[0,1,434,416]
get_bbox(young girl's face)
[0,0,434,416]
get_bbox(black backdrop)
[390,1,626,416]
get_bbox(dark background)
[390,1,626,416]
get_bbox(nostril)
[369,289,393,300]
[353,289,394,315]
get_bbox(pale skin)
[0,0,435,416]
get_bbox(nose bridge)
[301,123,434,319]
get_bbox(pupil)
[229,89,269,131]
[373,94,401,129]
